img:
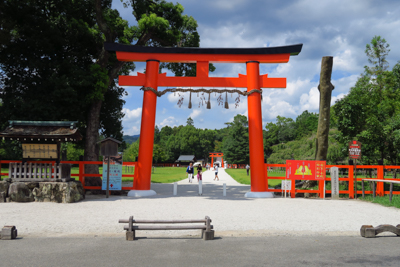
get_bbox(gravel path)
[1,168,399,238]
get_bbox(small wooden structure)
[119,215,214,241]
[0,121,82,181]
[99,137,122,157]
[175,155,196,166]
[0,120,82,163]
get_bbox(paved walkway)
[177,167,242,185]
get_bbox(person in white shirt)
[214,164,219,181]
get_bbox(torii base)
[127,190,157,197]
[244,191,274,198]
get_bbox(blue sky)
[112,0,400,136]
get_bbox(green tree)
[333,36,400,164]
[222,114,249,164]
[295,110,319,138]
[123,139,140,162]
[186,117,194,126]
[0,0,202,167]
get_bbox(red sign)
[286,160,326,180]
[349,141,362,159]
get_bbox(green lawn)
[225,169,283,187]
[150,167,187,183]
[361,195,400,209]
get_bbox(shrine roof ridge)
[104,43,303,56]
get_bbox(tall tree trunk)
[315,56,334,161]
[83,99,102,186]
[304,57,334,192]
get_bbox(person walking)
[197,164,203,182]
[186,162,194,183]
[246,164,250,176]
[214,164,219,181]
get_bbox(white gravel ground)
[1,168,399,238]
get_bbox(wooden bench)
[8,162,72,182]
[361,179,400,203]
[119,216,214,241]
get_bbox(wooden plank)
[361,179,400,184]
[18,162,22,179]
[38,163,42,179]
[23,162,27,179]
[8,163,12,179]
[123,225,212,230]
[28,162,32,178]
[44,163,48,179]
[119,219,207,224]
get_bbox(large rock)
[0,180,10,202]
[32,181,84,203]
[8,182,34,202]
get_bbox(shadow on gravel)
[84,183,260,201]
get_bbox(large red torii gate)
[105,43,302,197]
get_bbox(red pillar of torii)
[209,152,224,168]
[105,43,302,197]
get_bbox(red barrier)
[265,164,400,199]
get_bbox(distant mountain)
[123,135,140,144]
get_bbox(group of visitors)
[186,162,219,182]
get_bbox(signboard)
[286,160,326,180]
[281,180,292,190]
[330,166,340,200]
[102,155,122,190]
[22,144,58,159]
[349,141,362,159]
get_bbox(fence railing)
[0,160,136,191]
[2,159,400,198]
[265,164,400,199]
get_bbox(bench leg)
[203,230,214,240]
[126,230,135,241]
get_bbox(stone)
[8,182,34,202]
[33,181,84,203]
[0,192,5,203]
[0,180,10,197]
[3,181,84,203]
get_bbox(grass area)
[225,169,283,187]
[360,195,400,209]
[150,167,187,183]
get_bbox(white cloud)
[122,107,142,121]
[189,109,202,119]
[124,126,140,136]
[299,86,320,112]
[159,116,179,127]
